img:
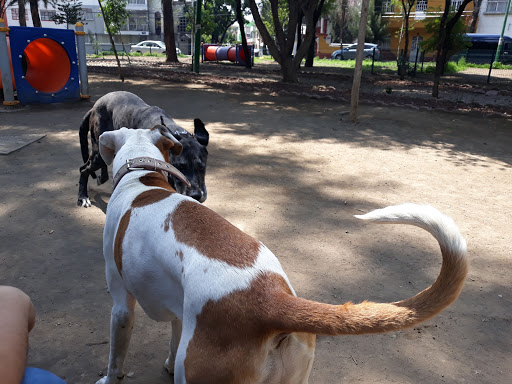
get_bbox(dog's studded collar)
[112,157,191,191]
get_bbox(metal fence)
[376,47,512,85]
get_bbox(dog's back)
[96,92,177,132]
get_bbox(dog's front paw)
[78,197,92,208]
[164,358,174,375]
[95,377,107,384]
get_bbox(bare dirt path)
[1,74,511,384]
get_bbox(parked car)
[130,41,182,55]
[331,43,381,60]
[131,40,166,54]
[450,34,512,64]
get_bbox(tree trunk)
[340,0,347,45]
[29,0,41,27]
[305,0,325,67]
[468,0,482,33]
[219,19,236,44]
[350,0,371,122]
[121,40,131,64]
[398,3,411,80]
[163,0,178,62]
[282,55,298,82]
[248,0,319,82]
[432,4,449,98]
[432,0,473,97]
[305,34,316,66]
[18,0,27,27]
[235,0,251,68]
[296,10,303,53]
[98,0,123,82]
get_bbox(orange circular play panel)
[23,38,71,93]
[238,49,246,62]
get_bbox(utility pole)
[494,0,512,63]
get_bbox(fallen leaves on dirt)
[87,57,512,118]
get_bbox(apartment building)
[476,0,512,35]
[381,0,475,60]
[3,0,192,54]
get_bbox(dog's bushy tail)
[79,109,92,164]
[268,204,468,336]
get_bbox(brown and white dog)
[97,127,468,384]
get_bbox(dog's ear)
[156,126,183,156]
[194,119,209,147]
[99,131,118,165]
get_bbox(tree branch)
[248,0,281,63]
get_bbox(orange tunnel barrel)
[205,45,218,61]
[227,47,236,62]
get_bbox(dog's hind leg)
[77,165,93,208]
[78,153,108,207]
[164,318,182,375]
[97,291,135,384]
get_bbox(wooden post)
[350,0,371,123]
[0,18,19,106]
[75,22,90,100]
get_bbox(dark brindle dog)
[78,91,209,207]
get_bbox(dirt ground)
[86,56,512,117]
[1,73,511,384]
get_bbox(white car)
[130,41,182,55]
[130,40,166,54]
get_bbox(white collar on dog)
[112,157,191,191]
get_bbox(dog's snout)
[189,190,204,202]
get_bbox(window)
[178,16,187,34]
[82,8,94,21]
[120,12,148,31]
[11,8,28,20]
[127,0,146,4]
[40,10,56,21]
[416,0,428,12]
[450,0,464,10]
[382,0,395,13]
[486,0,508,13]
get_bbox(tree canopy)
[100,0,128,35]
[52,0,84,28]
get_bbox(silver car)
[130,40,166,54]
[130,41,182,55]
[331,43,381,60]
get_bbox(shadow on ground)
[0,74,510,384]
